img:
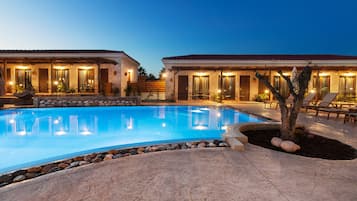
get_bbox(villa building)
[0,50,139,96]
[162,54,357,101]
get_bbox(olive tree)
[255,66,312,141]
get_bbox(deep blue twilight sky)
[0,0,357,75]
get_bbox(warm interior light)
[264,89,269,94]
[54,66,66,70]
[342,72,355,77]
[16,66,29,70]
[318,72,329,76]
[8,81,14,86]
[310,89,316,93]
[79,66,93,70]
[223,72,234,76]
[127,69,133,73]
[53,81,59,85]
[217,89,221,93]
[195,72,207,76]
[162,73,167,78]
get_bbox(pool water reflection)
[0,106,263,173]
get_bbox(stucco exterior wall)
[1,51,140,96]
[120,57,139,96]
[164,61,357,102]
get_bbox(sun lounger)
[304,93,338,115]
[317,107,348,119]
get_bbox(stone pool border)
[0,140,229,188]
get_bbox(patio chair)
[301,93,316,109]
[304,93,338,115]
[343,108,357,124]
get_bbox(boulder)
[27,166,42,173]
[280,140,301,153]
[271,137,283,148]
[103,154,113,161]
[13,175,26,182]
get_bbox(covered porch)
[0,57,117,96]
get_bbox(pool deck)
[0,101,356,201]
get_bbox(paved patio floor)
[0,102,356,201]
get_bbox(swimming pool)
[0,106,263,174]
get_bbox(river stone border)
[33,96,141,107]
[0,140,229,188]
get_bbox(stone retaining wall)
[33,96,141,107]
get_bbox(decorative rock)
[25,172,38,179]
[0,174,13,184]
[63,159,73,164]
[208,142,216,147]
[84,154,96,162]
[41,164,57,173]
[157,145,167,151]
[68,161,80,168]
[218,142,228,147]
[280,140,301,153]
[108,150,119,155]
[103,154,113,160]
[271,137,283,148]
[47,167,60,173]
[144,146,151,152]
[197,142,206,148]
[171,144,179,149]
[181,144,188,149]
[122,153,130,157]
[137,147,145,154]
[113,154,122,159]
[129,149,137,155]
[13,175,26,182]
[73,156,84,161]
[150,146,159,152]
[13,170,27,177]
[79,161,90,166]
[27,166,42,173]
[185,142,192,148]
[58,163,69,169]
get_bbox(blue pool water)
[0,106,263,174]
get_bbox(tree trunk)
[256,66,312,142]
[279,102,296,141]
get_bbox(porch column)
[316,68,320,100]
[269,66,272,101]
[1,60,6,95]
[97,63,101,94]
[220,69,223,103]
[49,61,53,94]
